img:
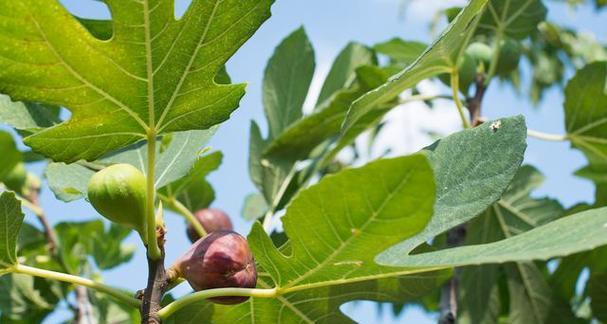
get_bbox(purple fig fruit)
[176,231,256,305]
[186,208,233,243]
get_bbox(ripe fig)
[87,164,147,240]
[175,231,257,305]
[186,208,233,242]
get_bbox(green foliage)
[477,0,547,39]
[564,62,607,182]
[0,274,61,323]
[341,0,487,138]
[0,0,606,322]
[0,95,61,133]
[0,132,22,183]
[588,273,607,322]
[0,0,274,162]
[380,116,527,255]
[0,192,23,274]
[458,166,577,324]
[377,206,607,268]
[45,128,215,202]
[263,27,315,139]
[160,151,223,212]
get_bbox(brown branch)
[439,72,489,323]
[466,74,487,127]
[140,226,168,323]
[24,185,58,253]
[74,286,97,324]
[438,224,467,324]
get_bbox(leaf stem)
[450,71,471,129]
[11,264,140,308]
[166,196,207,237]
[262,167,297,233]
[527,129,568,142]
[484,29,504,85]
[157,288,277,319]
[146,131,161,260]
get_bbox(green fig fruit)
[496,38,521,76]
[2,163,27,193]
[88,164,147,239]
[438,53,476,95]
[465,42,494,67]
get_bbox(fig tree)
[87,164,147,240]
[173,231,257,305]
[186,208,233,242]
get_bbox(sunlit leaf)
[0,0,274,162]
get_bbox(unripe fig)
[495,38,521,76]
[465,42,493,67]
[438,53,476,94]
[87,164,147,239]
[2,163,27,193]
[174,231,257,305]
[186,208,233,243]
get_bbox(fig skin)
[186,208,233,242]
[87,164,147,239]
[176,231,257,305]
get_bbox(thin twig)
[75,286,97,324]
[21,188,58,253]
[466,74,487,127]
[12,264,140,308]
[262,167,297,233]
[450,71,472,129]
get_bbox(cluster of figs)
[87,164,257,305]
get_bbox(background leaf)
[0,95,61,132]
[477,0,547,39]
[262,27,315,139]
[0,192,24,273]
[341,0,487,136]
[0,132,22,182]
[377,207,607,268]
[459,166,577,324]
[588,273,607,322]
[316,42,377,106]
[564,62,607,182]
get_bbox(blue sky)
[5,0,606,323]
